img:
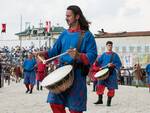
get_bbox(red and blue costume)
[88,60,100,91]
[36,62,46,82]
[23,58,36,85]
[36,61,47,90]
[96,52,122,97]
[23,57,37,94]
[46,29,97,113]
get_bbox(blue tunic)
[97,52,122,89]
[146,64,150,74]
[23,58,36,85]
[47,30,97,111]
[146,64,150,84]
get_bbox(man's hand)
[32,52,39,57]
[107,63,115,68]
[43,60,47,64]
[67,48,80,59]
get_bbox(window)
[101,47,105,52]
[129,46,134,53]
[145,46,149,52]
[115,47,119,52]
[137,46,141,52]
[122,46,126,53]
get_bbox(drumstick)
[45,51,68,63]
[101,65,108,69]
[45,48,78,63]
[37,55,45,64]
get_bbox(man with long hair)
[34,5,97,113]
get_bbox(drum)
[94,68,109,80]
[41,65,74,94]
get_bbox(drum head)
[94,68,109,78]
[41,65,73,87]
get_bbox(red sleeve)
[92,62,101,72]
[79,53,89,65]
[44,51,49,59]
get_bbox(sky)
[0,0,150,39]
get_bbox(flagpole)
[39,20,42,49]
[19,15,23,64]
[49,21,52,48]
[46,21,51,48]
[20,15,22,49]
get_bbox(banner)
[1,23,6,33]
[45,21,51,32]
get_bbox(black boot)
[37,82,39,90]
[29,89,32,94]
[107,97,112,106]
[93,84,96,92]
[29,87,33,94]
[94,95,103,104]
[40,86,43,90]
[37,86,39,90]
[25,89,29,93]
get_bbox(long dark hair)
[67,5,89,31]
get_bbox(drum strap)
[109,52,115,75]
[77,31,85,52]
[73,31,85,66]
[74,32,90,76]
[110,52,114,63]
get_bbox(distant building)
[95,29,150,68]
[15,26,65,48]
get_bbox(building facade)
[95,30,150,68]
[15,26,65,48]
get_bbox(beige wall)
[95,36,150,68]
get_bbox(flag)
[45,21,51,32]
[1,23,6,33]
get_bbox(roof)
[15,28,31,36]
[15,26,65,36]
[52,26,65,32]
[95,31,150,38]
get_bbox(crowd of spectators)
[0,45,49,87]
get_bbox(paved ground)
[0,80,150,113]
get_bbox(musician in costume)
[36,55,47,90]
[34,5,97,113]
[94,41,122,106]
[88,55,100,91]
[23,52,37,94]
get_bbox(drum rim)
[49,71,71,87]
[97,72,109,78]
[94,68,109,78]
[41,65,73,87]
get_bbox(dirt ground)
[0,81,150,113]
